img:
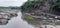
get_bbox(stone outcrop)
[0,10,18,25]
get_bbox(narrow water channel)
[0,11,34,28]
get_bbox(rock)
[0,19,8,25]
[0,10,18,25]
[49,18,53,20]
[9,13,18,17]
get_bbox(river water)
[0,11,60,28]
[0,11,34,28]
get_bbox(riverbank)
[22,12,60,28]
[22,12,60,25]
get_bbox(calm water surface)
[0,11,34,28]
[0,11,60,28]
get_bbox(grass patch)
[22,14,45,25]
[22,14,58,25]
[23,14,34,21]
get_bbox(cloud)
[0,0,27,7]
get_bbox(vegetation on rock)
[21,0,60,25]
[21,0,60,12]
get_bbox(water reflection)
[0,11,34,28]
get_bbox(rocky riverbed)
[22,12,60,28]
[0,10,18,25]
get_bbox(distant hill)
[0,6,20,9]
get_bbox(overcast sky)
[0,0,27,7]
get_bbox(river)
[0,11,34,28]
[0,11,60,28]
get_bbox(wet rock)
[0,19,8,25]
[0,10,18,25]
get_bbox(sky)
[0,0,27,7]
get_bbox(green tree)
[53,0,60,12]
[20,0,41,12]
